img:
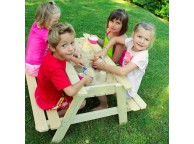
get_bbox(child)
[95,9,128,65]
[35,23,93,117]
[92,22,155,110]
[25,1,61,76]
[90,9,128,111]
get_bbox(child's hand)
[73,58,85,67]
[73,51,82,58]
[76,59,85,67]
[95,49,107,59]
[83,75,93,85]
[92,61,105,70]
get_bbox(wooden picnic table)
[26,36,147,143]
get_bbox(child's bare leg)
[92,95,108,111]
[79,99,86,109]
[58,100,86,117]
[58,109,67,117]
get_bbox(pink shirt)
[25,22,48,65]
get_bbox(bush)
[128,0,169,20]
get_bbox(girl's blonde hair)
[48,23,75,48]
[133,22,156,48]
[35,1,61,29]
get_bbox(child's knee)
[80,99,86,109]
[58,109,67,117]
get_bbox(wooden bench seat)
[127,95,147,111]
[26,73,61,131]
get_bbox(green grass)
[25,0,169,143]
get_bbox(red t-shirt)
[35,51,72,110]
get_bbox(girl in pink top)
[25,1,61,76]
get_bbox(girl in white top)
[92,22,155,111]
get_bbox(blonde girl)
[92,22,155,110]
[25,1,61,76]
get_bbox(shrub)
[128,0,169,20]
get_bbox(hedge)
[128,0,169,20]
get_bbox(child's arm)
[97,37,104,46]
[111,43,125,64]
[69,56,85,67]
[105,35,126,50]
[95,35,126,58]
[63,75,92,96]
[92,61,137,76]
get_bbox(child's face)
[49,13,61,28]
[132,26,152,51]
[53,32,75,61]
[108,19,122,33]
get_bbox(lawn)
[25,0,169,143]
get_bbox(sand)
[74,38,117,86]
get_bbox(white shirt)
[123,38,148,98]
